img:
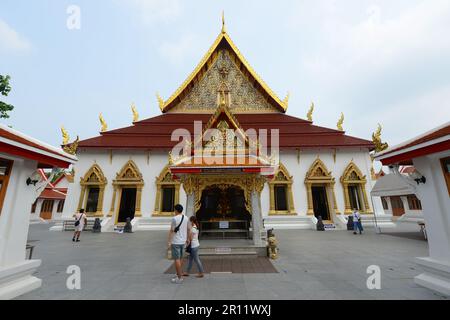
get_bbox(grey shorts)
[171,244,185,260]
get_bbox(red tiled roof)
[39,188,67,200]
[78,113,374,150]
[378,123,450,158]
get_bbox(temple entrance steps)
[198,239,267,257]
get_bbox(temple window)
[154,166,180,216]
[407,195,422,210]
[340,162,371,214]
[78,164,107,217]
[57,200,65,213]
[269,164,295,215]
[381,197,389,210]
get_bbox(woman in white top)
[183,216,204,278]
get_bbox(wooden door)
[390,196,405,216]
[0,159,13,215]
[40,200,54,220]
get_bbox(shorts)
[75,225,84,232]
[171,244,185,260]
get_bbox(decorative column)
[331,183,340,214]
[287,183,295,214]
[251,190,263,246]
[77,185,86,212]
[135,186,142,217]
[360,184,371,214]
[269,184,275,215]
[306,183,314,215]
[108,186,117,217]
[185,192,195,217]
[343,183,351,214]
[95,186,105,217]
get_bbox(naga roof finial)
[337,112,344,131]
[131,103,139,122]
[307,102,315,122]
[99,113,108,132]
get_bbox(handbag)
[74,214,83,227]
[185,243,192,254]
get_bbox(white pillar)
[413,154,450,296]
[0,157,42,299]
[185,192,195,217]
[251,191,264,246]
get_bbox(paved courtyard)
[18,223,449,300]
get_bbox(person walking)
[352,208,363,235]
[183,216,204,278]
[168,204,190,284]
[73,209,87,242]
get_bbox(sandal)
[182,273,190,277]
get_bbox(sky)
[0,0,449,148]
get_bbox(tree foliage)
[0,74,14,119]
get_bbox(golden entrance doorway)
[196,185,251,239]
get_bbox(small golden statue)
[372,123,389,152]
[337,112,344,131]
[61,126,70,145]
[131,103,139,122]
[99,113,108,132]
[307,102,314,121]
[267,233,279,260]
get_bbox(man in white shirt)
[167,204,190,284]
[352,208,363,235]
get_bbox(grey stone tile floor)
[17,223,449,300]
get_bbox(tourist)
[352,208,363,235]
[72,209,87,242]
[168,204,190,284]
[183,216,205,278]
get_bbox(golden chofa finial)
[337,112,344,131]
[221,11,226,33]
[61,126,70,145]
[131,103,139,122]
[307,102,315,121]
[282,92,290,109]
[156,92,164,111]
[372,123,389,152]
[99,113,108,132]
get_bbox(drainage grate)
[164,257,278,274]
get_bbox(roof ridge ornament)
[156,92,164,111]
[337,112,344,131]
[307,102,314,122]
[372,123,389,152]
[99,113,108,132]
[131,103,139,123]
[61,126,70,145]
[282,92,290,109]
[221,11,226,33]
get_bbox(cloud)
[0,18,31,54]
[124,0,182,24]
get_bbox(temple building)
[56,18,390,241]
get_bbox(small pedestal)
[414,257,450,296]
[0,260,42,300]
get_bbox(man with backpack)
[167,204,190,284]
[73,208,87,242]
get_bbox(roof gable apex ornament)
[61,126,70,145]
[221,11,226,34]
[307,102,314,122]
[337,112,344,131]
[99,113,108,132]
[372,123,389,153]
[131,103,139,122]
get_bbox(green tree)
[0,75,14,119]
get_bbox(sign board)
[219,221,229,229]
